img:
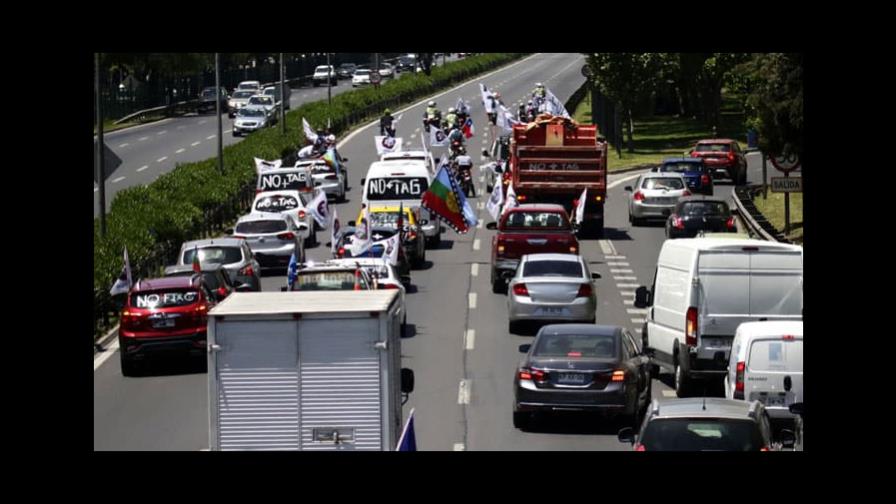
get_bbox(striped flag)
[192,245,201,273]
[109,247,133,296]
[462,118,474,139]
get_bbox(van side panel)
[698,251,751,337]
[650,264,690,366]
[748,251,802,317]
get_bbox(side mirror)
[486,222,498,230]
[617,427,635,445]
[634,286,651,308]
[779,429,796,449]
[591,272,601,280]
[789,402,804,416]
[624,186,633,192]
[401,368,415,394]
[348,221,356,227]
[518,344,531,353]
[235,283,253,292]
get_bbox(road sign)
[370,70,382,84]
[770,152,800,173]
[771,176,802,193]
[94,140,123,183]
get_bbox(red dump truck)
[507,116,608,236]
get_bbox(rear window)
[130,289,199,309]
[748,339,803,372]
[662,162,704,173]
[533,332,617,358]
[680,201,730,216]
[639,418,764,451]
[368,211,411,228]
[355,69,370,75]
[233,90,255,98]
[523,260,583,278]
[235,220,287,234]
[183,246,242,265]
[503,211,570,230]
[696,143,731,152]
[201,89,217,97]
[642,177,684,190]
[315,66,332,72]
[238,83,259,90]
[249,96,272,106]
[293,271,365,291]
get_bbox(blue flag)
[397,408,417,451]
[286,251,299,290]
[454,170,479,229]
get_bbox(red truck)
[507,116,608,236]
[487,204,579,293]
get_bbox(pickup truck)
[487,203,579,293]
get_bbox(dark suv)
[617,398,792,451]
[197,86,229,114]
[118,275,216,376]
[336,63,358,79]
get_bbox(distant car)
[232,107,271,136]
[295,159,346,202]
[396,56,416,73]
[163,262,252,302]
[197,86,228,114]
[118,275,216,376]
[507,254,600,333]
[625,172,690,226]
[262,85,291,110]
[358,205,426,268]
[654,158,713,195]
[336,63,357,79]
[177,238,261,292]
[233,212,305,270]
[377,63,394,78]
[235,80,262,95]
[665,197,737,239]
[332,225,412,281]
[513,324,653,430]
[284,262,374,291]
[689,139,748,185]
[227,89,256,118]
[352,68,372,87]
[246,94,277,116]
[250,189,317,247]
[313,65,337,87]
[617,398,783,451]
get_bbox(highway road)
[93,53,766,451]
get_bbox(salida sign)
[771,177,802,193]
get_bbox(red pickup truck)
[487,204,579,293]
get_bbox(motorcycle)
[382,124,396,138]
[449,140,465,161]
[422,111,442,133]
[456,163,475,197]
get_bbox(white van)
[725,321,803,420]
[362,159,441,246]
[380,150,435,176]
[634,238,803,397]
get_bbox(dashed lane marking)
[617,283,639,288]
[156,156,167,163]
[598,240,613,255]
[112,176,125,183]
[206,135,216,140]
[175,148,185,153]
[137,165,148,172]
[191,141,201,147]
[138,137,148,141]
[607,262,630,266]
[454,443,466,451]
[458,380,471,404]
[465,329,475,350]
[471,263,479,276]
[627,308,648,314]
[473,239,480,250]
[610,269,634,274]
[620,291,636,296]
[198,120,206,125]
[605,255,625,260]
[118,143,129,148]
[469,293,477,309]
[614,276,637,281]
[157,130,167,135]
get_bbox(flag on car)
[286,251,299,290]
[429,125,448,147]
[109,247,133,296]
[302,117,318,143]
[308,190,330,228]
[379,233,401,266]
[374,135,403,155]
[254,157,282,174]
[396,407,417,451]
[330,207,341,255]
[323,148,342,178]
[348,207,372,257]
[486,177,504,221]
[462,118,474,139]
[503,183,519,215]
[192,245,201,273]
[574,187,587,225]
[421,165,469,234]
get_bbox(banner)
[254,157,282,174]
[348,207,372,256]
[302,117,318,143]
[307,190,330,228]
[374,135,403,155]
[396,408,417,451]
[574,187,587,225]
[429,126,448,147]
[486,177,504,221]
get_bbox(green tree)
[737,53,802,158]
[695,53,751,130]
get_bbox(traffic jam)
[96,53,803,452]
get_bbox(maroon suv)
[118,275,216,376]
[689,139,748,185]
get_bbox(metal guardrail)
[731,184,788,242]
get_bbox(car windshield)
[130,289,199,309]
[293,271,364,291]
[249,96,272,105]
[368,212,410,227]
[680,201,730,216]
[201,89,217,97]
[355,69,370,76]
[235,220,287,234]
[639,418,764,451]
[502,211,570,230]
[315,66,331,72]
[238,108,265,117]
[533,332,617,358]
[233,90,255,98]
[696,143,731,152]
[642,178,684,190]
[183,246,242,265]
[523,260,583,278]
[663,162,703,173]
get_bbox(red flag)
[192,245,201,273]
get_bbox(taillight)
[672,215,684,229]
[685,307,697,346]
[517,194,527,202]
[690,151,700,158]
[512,283,529,296]
[518,368,547,382]
[611,370,625,382]
[239,265,254,277]
[217,286,228,298]
[569,245,577,254]
[497,244,505,254]
[577,283,592,297]
[277,232,296,240]
[727,151,735,161]
[734,361,745,399]
[338,247,346,257]
[701,174,710,185]
[407,231,417,241]
[782,334,795,341]
[379,283,400,290]
[634,444,646,451]
[298,210,306,220]
[633,191,644,201]
[682,190,692,196]
[760,446,771,452]
[726,217,736,230]
[232,235,246,240]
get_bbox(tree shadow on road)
[601,227,634,240]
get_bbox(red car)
[689,139,748,185]
[118,275,216,376]
[487,204,579,293]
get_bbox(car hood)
[235,116,266,124]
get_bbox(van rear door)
[746,336,803,410]
[748,249,802,320]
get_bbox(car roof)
[736,321,803,338]
[662,237,802,253]
[382,150,429,159]
[537,324,621,337]
[676,196,729,204]
[328,258,391,269]
[522,253,581,262]
[697,139,736,144]
[165,263,225,275]
[650,398,760,419]
[662,157,703,164]
[182,238,245,249]
[237,211,290,223]
[510,203,567,212]
[238,81,260,85]
[642,171,686,179]
[133,276,197,292]
[254,189,303,199]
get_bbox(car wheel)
[674,350,692,398]
[426,233,441,249]
[337,190,346,203]
[492,275,505,294]
[120,352,139,377]
[412,254,424,269]
[513,410,530,430]
[313,82,319,87]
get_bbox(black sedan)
[513,324,652,430]
[665,197,737,239]
[336,63,357,79]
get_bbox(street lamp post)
[216,52,223,174]
[280,52,286,135]
[327,52,332,129]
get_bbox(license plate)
[151,319,175,329]
[536,307,569,316]
[557,373,587,385]
[762,394,786,407]
[704,338,729,348]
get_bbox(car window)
[522,260,583,278]
[238,108,265,117]
[680,201,730,216]
[639,418,764,451]
[662,162,702,173]
[368,211,411,228]
[233,91,254,98]
[183,246,243,265]
[533,332,617,358]
[642,177,684,190]
[292,271,365,291]
[502,211,570,230]
[696,143,731,152]
[235,219,288,234]
[255,194,300,213]
[129,289,200,309]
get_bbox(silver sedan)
[625,172,690,225]
[507,254,600,333]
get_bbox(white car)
[313,65,337,87]
[246,94,277,116]
[377,63,394,78]
[227,89,256,118]
[295,159,346,203]
[233,107,271,136]
[235,80,262,95]
[262,85,291,110]
[250,190,317,247]
[352,68,372,87]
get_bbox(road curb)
[95,324,120,352]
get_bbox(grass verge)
[752,191,803,244]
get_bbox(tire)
[492,274,505,294]
[509,320,520,334]
[233,131,239,137]
[336,190,346,203]
[674,349,693,398]
[120,352,139,377]
[313,81,319,87]
[426,233,441,249]
[412,253,424,269]
[513,410,530,430]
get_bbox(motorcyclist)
[454,153,475,196]
[423,100,442,132]
[380,108,395,137]
[444,107,459,130]
[486,92,502,125]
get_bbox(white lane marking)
[198,120,207,125]
[111,176,126,183]
[617,283,640,288]
[615,276,637,281]
[598,240,613,255]
[627,308,648,314]
[607,262,630,266]
[138,137,148,141]
[191,141,201,147]
[224,129,232,133]
[176,148,186,153]
[662,390,677,398]
[624,299,634,306]
[465,329,476,350]
[471,263,479,277]
[93,337,120,371]
[477,220,482,229]
[157,130,167,135]
[610,269,633,274]
[469,293,477,309]
[206,135,216,140]
[620,291,636,296]
[477,202,484,209]
[118,143,129,148]
[410,134,416,139]
[457,380,471,404]
[453,443,466,451]
[156,156,167,163]
[604,255,626,260]
[415,128,421,133]
[137,165,149,172]
[473,239,480,250]
[631,318,646,324]
[479,176,485,183]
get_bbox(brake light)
[734,361,745,399]
[569,245,577,254]
[672,215,684,229]
[682,190,692,196]
[782,334,795,341]
[634,444,646,451]
[611,370,625,382]
[379,283,400,290]
[407,231,417,241]
[517,194,527,201]
[633,191,644,201]
[338,247,346,257]
[685,307,697,346]
[239,265,254,277]
[512,283,529,296]
[690,151,700,158]
[217,287,228,298]
[497,245,505,254]
[726,217,736,230]
[298,210,307,220]
[701,174,710,185]
[277,232,296,240]
[577,283,592,297]
[760,447,770,452]
[232,235,246,240]
[727,151,735,161]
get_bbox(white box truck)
[207,290,414,451]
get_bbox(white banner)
[254,157,282,174]
[378,234,400,266]
[348,207,372,257]
[503,183,518,215]
[374,135,403,155]
[496,104,521,132]
[302,117,318,143]
[574,187,587,225]
[308,190,330,228]
[430,126,448,147]
[545,88,570,118]
[486,178,504,221]
[297,145,315,159]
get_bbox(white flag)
[503,183,518,215]
[330,208,341,255]
[379,233,401,266]
[486,177,504,221]
[496,104,521,132]
[254,157,282,174]
[109,247,133,296]
[430,126,448,147]
[302,117,318,143]
[574,187,587,225]
[479,83,492,107]
[374,135,403,155]
[545,88,570,118]
[348,207,372,257]
[307,190,330,228]
[297,144,315,159]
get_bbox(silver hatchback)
[233,212,304,270]
[507,254,600,333]
[626,172,690,225]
